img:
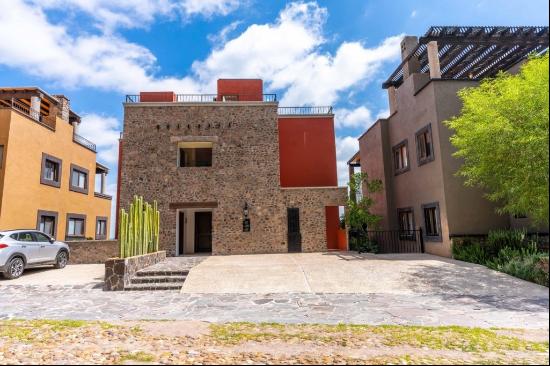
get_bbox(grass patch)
[209,322,549,353]
[0,319,119,343]
[118,351,155,364]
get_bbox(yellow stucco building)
[0,87,111,241]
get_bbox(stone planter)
[104,251,166,291]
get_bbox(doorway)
[287,208,302,253]
[178,211,185,255]
[194,211,213,253]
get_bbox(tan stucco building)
[349,26,549,257]
[0,87,112,240]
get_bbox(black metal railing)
[350,229,425,254]
[73,132,97,152]
[125,94,277,103]
[278,106,334,115]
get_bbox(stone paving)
[0,253,548,329]
[0,284,547,328]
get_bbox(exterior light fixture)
[243,202,249,217]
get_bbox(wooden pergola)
[383,26,549,89]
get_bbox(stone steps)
[123,282,185,291]
[130,275,187,284]
[124,269,189,291]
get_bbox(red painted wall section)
[217,79,263,101]
[278,116,338,187]
[337,229,348,251]
[325,206,340,250]
[140,92,175,102]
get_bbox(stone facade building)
[348,26,549,257]
[119,79,347,256]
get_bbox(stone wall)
[104,251,166,291]
[67,240,119,264]
[121,103,347,256]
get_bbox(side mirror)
[49,238,55,244]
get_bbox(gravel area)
[0,320,547,365]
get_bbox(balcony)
[73,132,97,152]
[125,93,278,103]
[278,106,334,115]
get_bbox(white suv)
[0,230,70,279]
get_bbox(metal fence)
[125,94,277,103]
[277,106,334,115]
[350,229,425,254]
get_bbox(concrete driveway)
[181,252,549,298]
[0,264,104,287]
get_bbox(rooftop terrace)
[383,26,549,89]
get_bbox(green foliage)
[119,196,160,258]
[345,172,383,232]
[445,54,549,225]
[452,229,549,287]
[452,240,488,264]
[486,229,527,257]
[350,236,379,254]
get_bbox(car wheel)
[54,251,68,269]
[3,257,25,279]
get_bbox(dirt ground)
[0,320,548,365]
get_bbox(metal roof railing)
[277,106,334,115]
[125,94,278,103]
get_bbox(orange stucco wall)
[0,109,111,240]
[217,79,263,101]
[278,116,338,188]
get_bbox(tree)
[345,172,383,252]
[445,54,549,225]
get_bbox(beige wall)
[357,76,516,257]
[0,109,111,240]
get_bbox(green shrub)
[493,252,549,287]
[452,240,488,264]
[350,236,379,254]
[486,229,527,257]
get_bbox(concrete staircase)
[124,269,189,291]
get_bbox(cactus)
[118,196,161,258]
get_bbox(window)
[422,203,442,241]
[69,164,89,194]
[34,232,52,242]
[37,210,58,238]
[0,145,4,168]
[392,140,409,174]
[95,217,108,240]
[416,124,435,165]
[40,153,62,188]
[178,142,213,167]
[66,213,86,240]
[398,208,415,239]
[16,232,35,242]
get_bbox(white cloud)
[193,2,403,106]
[335,106,373,129]
[0,0,402,104]
[33,0,241,31]
[0,0,200,93]
[335,136,359,187]
[77,114,120,165]
[410,9,418,18]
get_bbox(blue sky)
[1,0,548,234]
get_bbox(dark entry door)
[194,212,212,253]
[178,211,185,256]
[287,208,302,253]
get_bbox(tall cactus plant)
[119,196,160,258]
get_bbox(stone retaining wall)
[67,240,119,264]
[104,251,166,291]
